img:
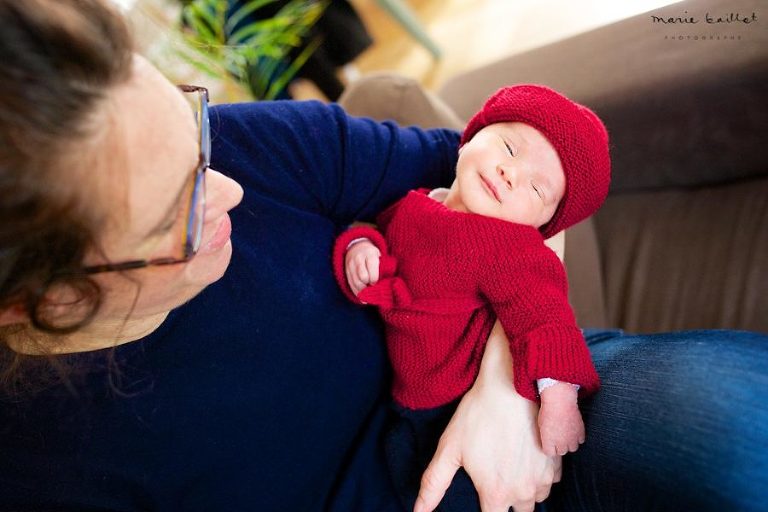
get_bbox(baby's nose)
[497,165,517,186]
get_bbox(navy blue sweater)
[0,101,460,511]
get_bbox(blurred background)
[118,0,680,104]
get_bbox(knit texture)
[334,189,600,408]
[461,84,611,239]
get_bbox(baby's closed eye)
[531,181,543,200]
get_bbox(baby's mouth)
[479,173,502,203]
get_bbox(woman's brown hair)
[0,0,133,388]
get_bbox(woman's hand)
[414,320,562,512]
[344,239,381,296]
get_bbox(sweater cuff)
[332,226,389,304]
[509,324,600,402]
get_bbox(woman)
[0,1,555,510]
[0,1,765,511]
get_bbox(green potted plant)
[176,0,327,100]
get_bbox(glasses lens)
[181,86,209,258]
[187,170,206,256]
[200,91,210,167]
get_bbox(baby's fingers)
[345,264,365,296]
[558,431,583,455]
[365,256,380,284]
[540,436,558,457]
[347,274,364,296]
[556,437,576,456]
[569,417,586,452]
[355,259,370,285]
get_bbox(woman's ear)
[0,303,28,327]
[0,282,89,328]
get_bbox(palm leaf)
[179,0,329,100]
[224,0,279,34]
[265,35,322,99]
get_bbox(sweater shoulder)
[462,217,547,263]
[210,101,461,226]
[382,192,546,249]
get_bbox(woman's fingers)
[476,485,512,512]
[478,490,535,512]
[414,444,461,512]
[534,483,552,503]
[510,498,536,512]
[553,456,563,483]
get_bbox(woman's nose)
[204,168,244,222]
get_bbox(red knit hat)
[461,84,611,239]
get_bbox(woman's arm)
[415,319,562,512]
[210,101,460,227]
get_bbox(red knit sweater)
[333,189,600,408]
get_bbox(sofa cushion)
[338,73,465,130]
[564,218,607,328]
[595,176,768,333]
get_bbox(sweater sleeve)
[479,244,600,402]
[209,101,459,227]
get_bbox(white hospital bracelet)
[537,378,580,394]
[346,238,371,250]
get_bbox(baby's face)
[446,122,565,229]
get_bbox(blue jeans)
[547,329,768,512]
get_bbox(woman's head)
[0,0,243,360]
[0,0,133,337]
[82,56,243,330]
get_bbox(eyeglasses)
[79,85,210,275]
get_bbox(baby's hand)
[538,382,585,456]
[345,240,381,297]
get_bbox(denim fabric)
[548,329,768,512]
[386,329,768,512]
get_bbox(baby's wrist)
[539,381,579,403]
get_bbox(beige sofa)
[340,0,767,334]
